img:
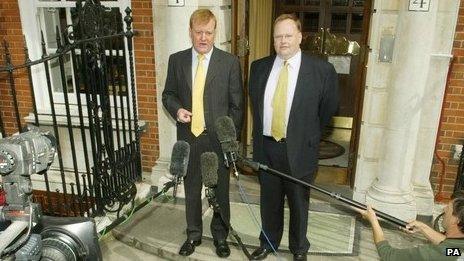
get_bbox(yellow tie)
[271,61,289,141]
[191,54,206,137]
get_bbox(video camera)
[0,127,102,261]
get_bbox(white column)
[365,1,439,221]
[152,0,199,197]
[411,0,459,217]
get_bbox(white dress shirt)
[263,50,302,137]
[191,47,213,83]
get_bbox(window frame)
[18,0,134,118]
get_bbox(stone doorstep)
[94,181,156,232]
[110,196,223,261]
[112,229,206,261]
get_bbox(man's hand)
[177,108,192,123]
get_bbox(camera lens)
[40,232,80,261]
[0,150,15,175]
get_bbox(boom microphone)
[214,116,239,176]
[170,140,190,198]
[239,157,409,228]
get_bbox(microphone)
[214,116,240,177]
[169,140,190,199]
[200,152,220,212]
[200,151,254,259]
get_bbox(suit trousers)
[183,132,230,242]
[258,136,312,254]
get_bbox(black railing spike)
[40,31,47,58]
[3,39,22,132]
[55,26,62,49]
[23,35,30,62]
[124,7,133,38]
[23,35,39,126]
[3,39,13,72]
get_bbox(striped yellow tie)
[271,61,289,141]
[191,54,206,137]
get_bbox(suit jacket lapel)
[205,47,221,88]
[182,50,192,90]
[288,55,310,125]
[258,56,275,124]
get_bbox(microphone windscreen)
[224,140,239,154]
[169,140,190,178]
[201,152,218,187]
[214,116,237,153]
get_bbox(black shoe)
[293,253,307,261]
[214,240,230,258]
[178,239,201,256]
[251,247,272,260]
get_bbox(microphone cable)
[234,177,283,260]
[97,180,177,239]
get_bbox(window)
[18,0,132,115]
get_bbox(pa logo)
[446,248,462,257]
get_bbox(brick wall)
[132,0,159,172]
[0,0,159,173]
[0,0,31,135]
[431,0,464,201]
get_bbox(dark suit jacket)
[249,53,339,179]
[162,47,243,151]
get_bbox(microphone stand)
[173,177,180,202]
[223,151,240,178]
[205,187,253,260]
[239,157,408,228]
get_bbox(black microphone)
[214,116,240,177]
[200,152,221,212]
[169,140,190,199]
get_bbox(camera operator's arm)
[405,220,445,245]
[358,205,385,244]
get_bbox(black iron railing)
[0,0,141,218]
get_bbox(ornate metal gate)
[0,0,141,218]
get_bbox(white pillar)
[411,0,459,217]
[365,1,440,221]
[152,0,200,197]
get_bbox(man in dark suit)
[162,9,243,258]
[249,14,339,261]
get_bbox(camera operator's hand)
[358,205,378,224]
[404,220,427,234]
[353,205,386,244]
[405,220,446,245]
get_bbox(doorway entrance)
[274,0,372,185]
